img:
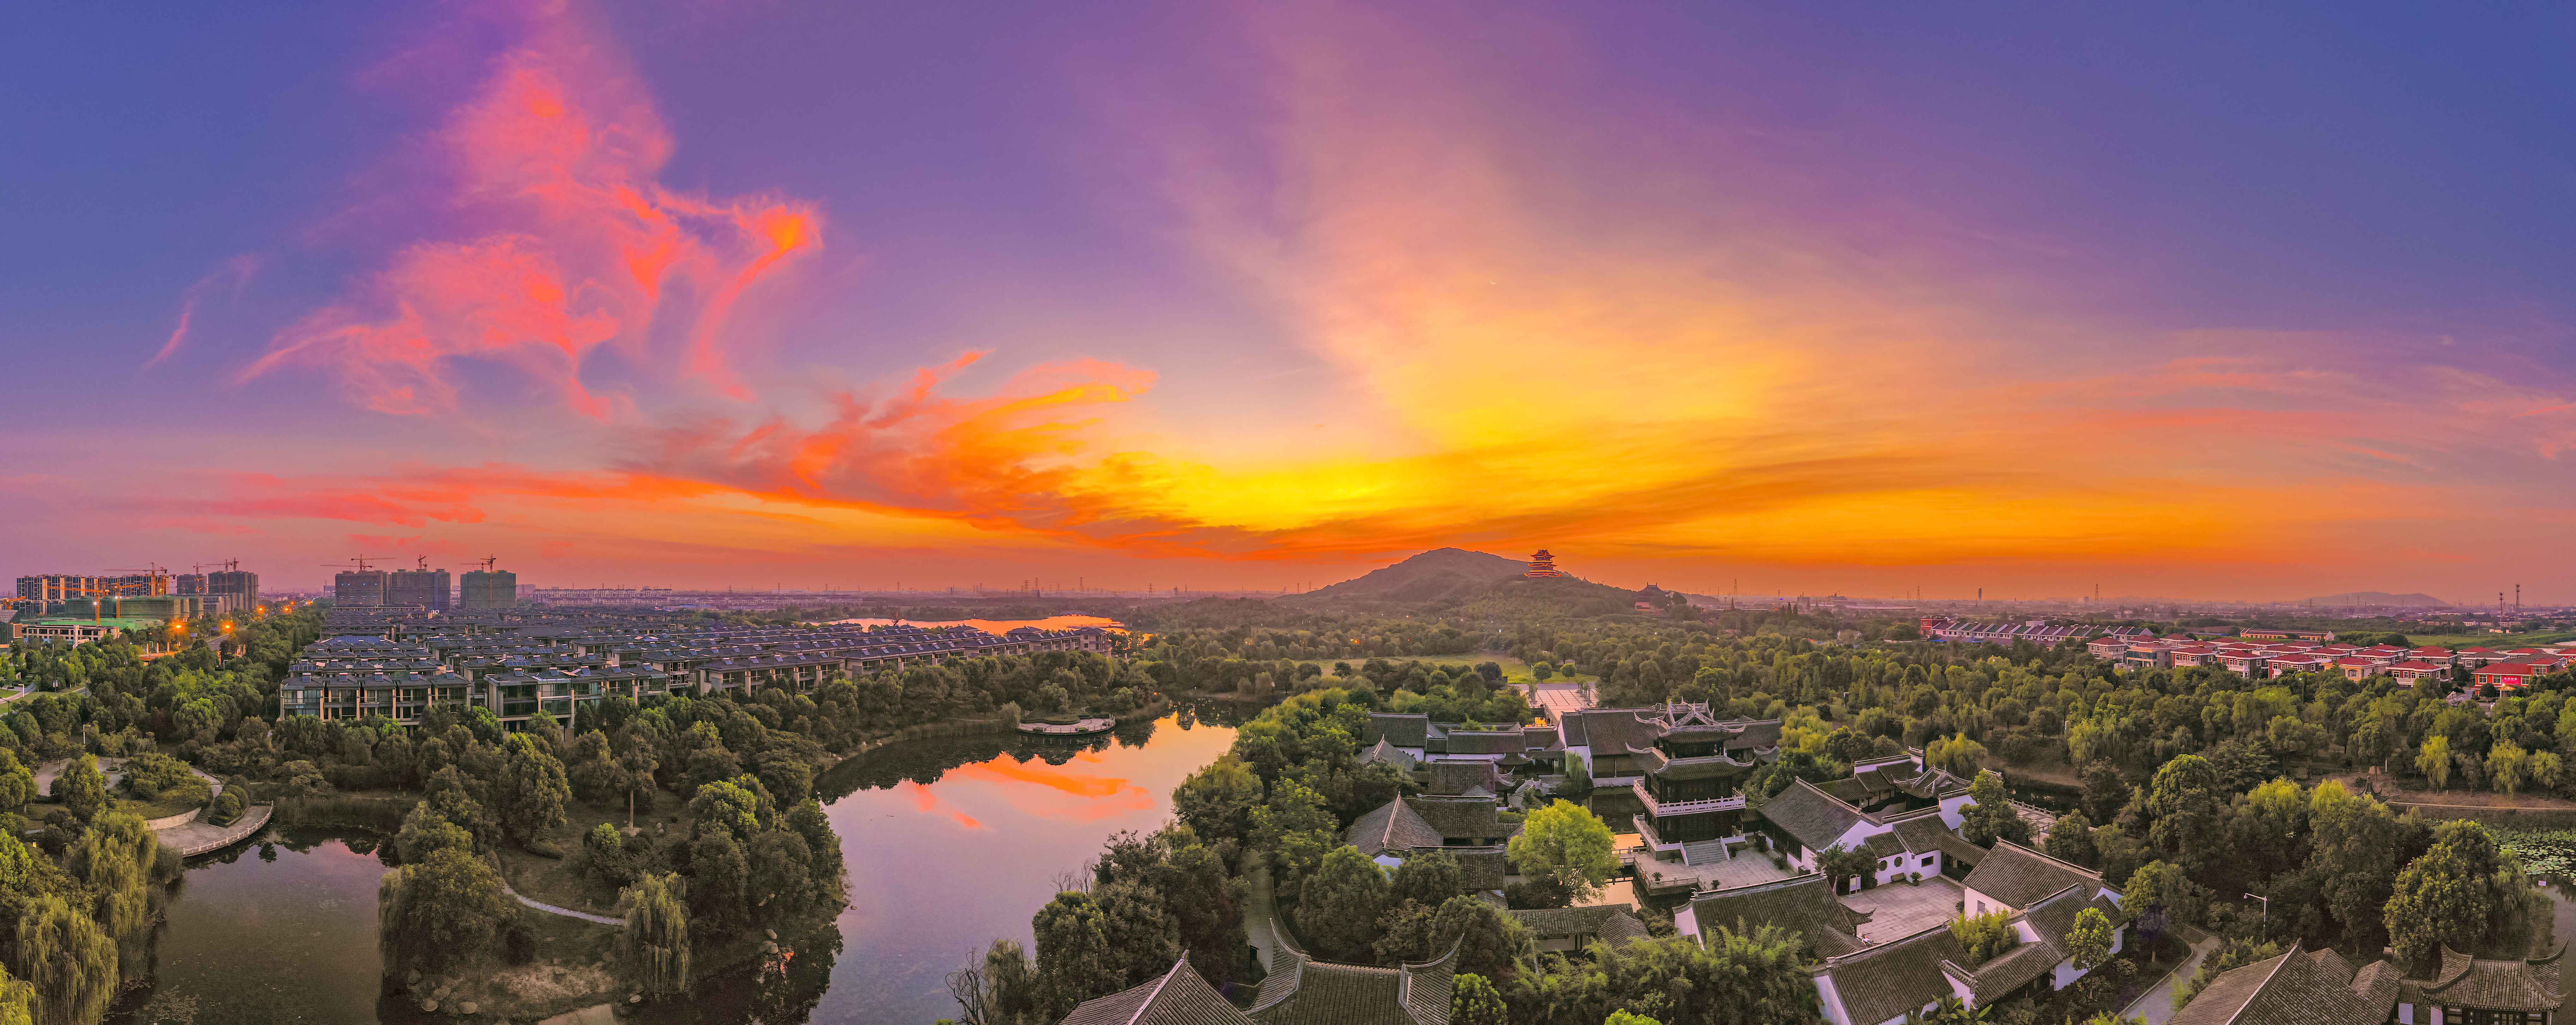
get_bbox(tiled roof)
[1344,799,1445,855]
[1422,760,1500,796]
[1962,842,2104,910]
[2418,946,2563,1011]
[1059,956,1255,1025]
[1760,777,1867,851]
[1448,847,1508,891]
[1360,738,1414,769]
[1507,905,1651,947]
[1685,874,1865,958]
[1363,714,1430,749]
[1818,926,1966,1025]
[1405,798,1510,842]
[1250,919,1454,1025]
[2169,947,2393,1025]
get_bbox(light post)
[2245,891,2268,929]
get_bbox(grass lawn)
[497,791,667,918]
[113,794,205,821]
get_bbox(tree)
[1815,844,1876,894]
[623,872,691,998]
[1298,846,1390,962]
[1251,778,1338,898]
[2145,755,2224,872]
[2305,782,2412,949]
[1603,1014,1661,1025]
[1451,973,1509,1025]
[377,848,516,975]
[50,754,105,824]
[0,962,33,1025]
[2121,860,2207,959]
[2079,761,2129,824]
[0,750,33,813]
[2489,740,2529,794]
[1508,800,1618,902]
[493,732,572,847]
[2385,820,2519,971]
[2045,811,2098,866]
[2417,734,2454,789]
[1925,735,1990,776]
[2066,906,2114,970]
[1390,848,1465,907]
[1959,772,2028,847]
[1171,755,1262,846]
[1031,886,1175,1020]
[15,895,113,1025]
[65,812,156,941]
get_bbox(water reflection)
[114,702,1257,1025]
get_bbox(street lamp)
[2245,892,2268,925]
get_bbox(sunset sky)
[6,2,2575,601]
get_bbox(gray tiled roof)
[1250,919,1454,1025]
[1818,926,1967,1025]
[2418,946,2564,1011]
[1364,714,1430,749]
[1360,738,1414,769]
[1961,842,2103,910]
[1422,760,1501,797]
[2169,947,2394,1025]
[1406,797,1511,842]
[1507,905,1651,947]
[1759,777,1865,851]
[1686,874,1865,957]
[1059,956,1255,1025]
[1344,799,1445,855]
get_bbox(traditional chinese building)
[1525,549,1563,578]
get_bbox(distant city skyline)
[7,3,2576,601]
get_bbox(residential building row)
[2089,633,2576,691]
[276,606,1111,727]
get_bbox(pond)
[113,707,1245,1024]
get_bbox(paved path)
[2122,932,2220,1025]
[163,803,272,857]
[501,881,624,926]
[1243,854,1282,971]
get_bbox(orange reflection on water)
[902,781,985,830]
[949,754,1157,824]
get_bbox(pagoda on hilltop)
[1525,550,1564,578]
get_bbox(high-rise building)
[388,568,451,610]
[460,568,517,608]
[334,570,390,606]
[175,573,209,595]
[15,574,169,600]
[208,569,259,612]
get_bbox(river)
[112,708,1243,1025]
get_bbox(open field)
[2399,629,2576,648]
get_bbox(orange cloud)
[239,6,819,417]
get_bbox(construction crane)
[110,563,172,594]
[415,555,433,571]
[475,556,499,572]
[321,555,393,572]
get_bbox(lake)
[113,709,1242,1025]
[817,615,1128,634]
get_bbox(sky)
[5,1,2575,602]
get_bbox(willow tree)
[65,812,156,942]
[15,895,113,1025]
[623,872,691,998]
[378,848,514,976]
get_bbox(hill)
[2299,591,2450,608]
[1308,548,1531,604]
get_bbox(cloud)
[239,5,818,417]
[902,782,984,830]
[144,255,260,370]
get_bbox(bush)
[208,788,246,826]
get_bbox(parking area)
[1840,875,1966,943]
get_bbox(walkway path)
[163,803,272,857]
[2121,932,2220,1025]
[501,881,624,926]
[1243,854,1282,971]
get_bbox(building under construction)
[334,570,390,606]
[390,567,451,611]
[15,573,170,601]
[460,566,517,608]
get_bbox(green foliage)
[2174,936,2281,1011]
[1508,800,1617,902]
[2067,906,2114,970]
[1517,928,1820,1025]
[65,812,156,942]
[623,872,691,998]
[49,755,106,824]
[378,848,515,975]
[1452,973,1509,1025]
[2386,820,2523,971]
[1948,910,2019,963]
[2121,860,2209,930]
[493,732,572,848]
[1959,771,2027,848]
[1298,846,1391,962]
[1602,1014,1660,1025]
[1170,755,1262,845]
[1814,844,1876,893]
[15,894,114,1025]
[1390,848,1466,908]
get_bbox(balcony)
[1632,780,1746,818]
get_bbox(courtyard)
[1839,875,1968,943]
